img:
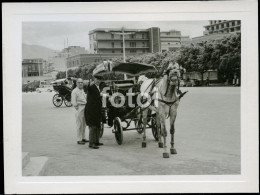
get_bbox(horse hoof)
[163,152,169,158]
[170,148,177,154]
[142,142,146,148]
[158,142,163,148]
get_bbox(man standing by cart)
[71,78,88,145]
[84,75,103,149]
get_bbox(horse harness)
[140,74,187,118]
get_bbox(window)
[111,42,114,48]
[131,34,135,39]
[130,49,136,53]
[121,50,123,53]
[120,35,123,39]
[142,49,145,53]
[142,42,145,47]
[112,50,115,53]
[168,43,170,45]
[142,34,145,39]
[130,42,136,48]
[111,34,114,39]
[121,42,123,47]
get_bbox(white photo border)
[3,1,259,194]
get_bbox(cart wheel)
[135,118,144,134]
[64,94,72,107]
[151,116,158,141]
[114,117,123,145]
[53,94,63,107]
[100,122,104,138]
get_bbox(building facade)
[192,20,241,43]
[67,53,126,69]
[203,20,241,35]
[160,30,192,52]
[22,58,53,84]
[89,27,161,54]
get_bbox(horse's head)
[165,62,181,86]
[167,68,180,86]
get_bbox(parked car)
[36,85,53,93]
[182,79,195,87]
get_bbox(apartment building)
[89,27,161,54]
[160,30,192,52]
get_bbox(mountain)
[22,43,58,60]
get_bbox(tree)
[56,71,66,79]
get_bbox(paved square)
[22,87,240,175]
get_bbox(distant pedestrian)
[71,78,88,145]
[84,75,103,149]
[206,77,210,86]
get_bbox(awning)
[111,62,156,76]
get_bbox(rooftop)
[89,28,152,35]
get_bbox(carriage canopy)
[93,61,156,77]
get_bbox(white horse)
[139,63,186,158]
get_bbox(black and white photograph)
[3,1,258,194]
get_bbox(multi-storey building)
[89,27,161,54]
[47,46,88,72]
[22,58,52,83]
[192,20,241,43]
[203,20,241,35]
[67,53,126,69]
[160,30,192,52]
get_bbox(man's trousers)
[89,125,100,146]
[75,105,86,141]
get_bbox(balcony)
[97,47,150,49]
[96,38,149,41]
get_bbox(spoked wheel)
[135,118,144,134]
[53,94,63,107]
[64,94,72,107]
[100,122,104,138]
[151,116,159,141]
[114,117,123,145]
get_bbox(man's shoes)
[77,141,85,145]
[89,145,99,149]
[96,142,104,146]
[82,139,89,143]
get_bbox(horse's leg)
[161,119,169,158]
[170,104,178,154]
[142,109,148,148]
[156,111,163,148]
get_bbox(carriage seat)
[113,80,135,90]
[114,83,134,89]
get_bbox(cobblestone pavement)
[22,87,240,175]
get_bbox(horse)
[139,63,186,158]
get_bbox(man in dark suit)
[84,75,104,149]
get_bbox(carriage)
[94,61,159,144]
[51,78,77,107]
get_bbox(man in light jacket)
[71,78,88,145]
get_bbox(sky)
[22,21,209,51]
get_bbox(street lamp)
[111,27,135,80]
[111,26,135,62]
